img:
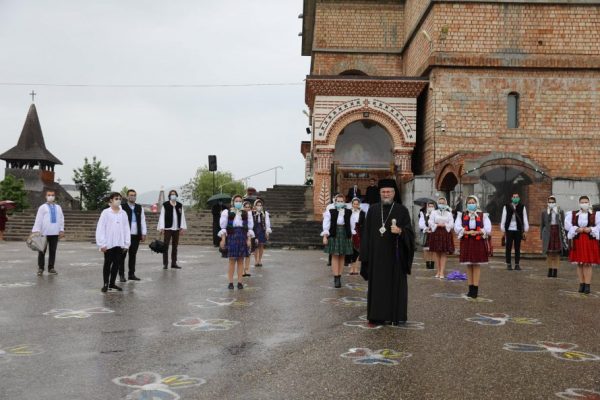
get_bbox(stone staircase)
[3,185,324,248]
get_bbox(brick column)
[394,148,414,181]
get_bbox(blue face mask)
[467,204,477,212]
[234,202,243,210]
[335,202,345,209]
[438,204,448,210]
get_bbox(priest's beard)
[381,198,394,205]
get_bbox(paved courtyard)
[0,241,599,400]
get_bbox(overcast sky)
[0,1,310,197]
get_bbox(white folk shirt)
[321,207,348,236]
[350,209,362,235]
[127,203,147,236]
[564,210,600,240]
[157,203,187,231]
[32,203,65,236]
[429,209,454,233]
[218,209,255,238]
[96,208,131,249]
[500,205,529,232]
[418,211,432,233]
[254,211,272,234]
[454,211,492,239]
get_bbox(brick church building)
[299,0,600,253]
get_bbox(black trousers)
[120,235,141,277]
[163,230,180,266]
[103,247,123,285]
[38,235,59,269]
[505,230,523,265]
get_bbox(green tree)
[0,174,29,211]
[72,156,114,210]
[182,166,245,210]
[120,186,130,198]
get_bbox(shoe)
[128,275,141,281]
[171,264,181,269]
[472,286,479,299]
[237,282,244,290]
[242,273,250,277]
[439,275,445,280]
[228,283,234,290]
[583,284,591,295]
[514,265,521,271]
[466,285,474,298]
[119,276,127,283]
[578,283,585,293]
[547,268,553,277]
[101,286,108,293]
[334,275,342,289]
[37,269,43,276]
[48,269,57,275]
[391,321,406,326]
[108,284,122,291]
[552,269,558,278]
[506,264,513,270]
[163,264,168,270]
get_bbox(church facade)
[300,0,600,252]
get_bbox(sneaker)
[128,276,141,281]
[37,269,43,276]
[237,282,244,290]
[48,269,57,275]
[228,283,234,290]
[101,286,108,293]
[108,284,122,291]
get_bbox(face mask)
[234,202,243,210]
[256,206,263,212]
[548,203,556,209]
[46,196,55,202]
[512,197,520,204]
[580,203,590,211]
[427,206,435,213]
[128,196,136,203]
[112,199,121,207]
[170,195,177,201]
[467,204,477,212]
[438,204,448,210]
[335,202,345,209]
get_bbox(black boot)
[514,264,521,271]
[578,283,585,293]
[472,286,479,299]
[466,285,474,298]
[507,264,513,270]
[547,268,553,277]
[583,284,591,295]
[334,275,342,288]
[552,269,558,278]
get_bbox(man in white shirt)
[32,190,65,276]
[120,189,147,282]
[500,192,529,270]
[158,189,187,269]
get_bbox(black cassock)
[360,202,415,323]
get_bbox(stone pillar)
[394,148,414,181]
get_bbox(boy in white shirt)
[32,189,65,276]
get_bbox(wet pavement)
[0,241,599,400]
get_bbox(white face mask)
[112,199,121,207]
[46,196,55,202]
[427,206,435,213]
[548,203,556,209]
[580,203,590,211]
[170,195,178,201]
[256,206,263,212]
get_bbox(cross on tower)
[30,90,36,102]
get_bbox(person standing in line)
[564,195,599,294]
[120,189,147,282]
[219,195,254,289]
[242,201,255,277]
[158,190,186,270]
[0,204,7,241]
[540,195,566,278]
[349,197,365,276]
[32,189,65,276]
[96,192,130,293]
[500,193,529,270]
[454,196,492,299]
[252,199,271,267]
[419,202,435,270]
[321,193,354,288]
[428,197,455,279]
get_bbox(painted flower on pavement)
[344,283,368,292]
[113,371,206,400]
[43,307,114,319]
[466,313,541,326]
[321,296,367,307]
[432,293,493,303]
[341,347,412,366]
[559,290,599,299]
[556,388,600,399]
[0,344,44,363]
[0,282,35,288]
[173,318,239,332]
[503,341,600,362]
[344,315,424,330]
[189,298,253,308]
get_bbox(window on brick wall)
[507,92,519,129]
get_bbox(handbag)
[26,233,47,252]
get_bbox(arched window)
[507,92,519,129]
[339,70,368,76]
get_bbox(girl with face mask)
[564,195,600,294]
[418,201,436,270]
[252,199,271,268]
[218,195,255,290]
[540,195,566,278]
[321,194,353,288]
[349,198,366,276]
[454,195,492,298]
[242,201,255,277]
[428,197,455,279]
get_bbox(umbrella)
[207,193,231,206]
[0,200,16,210]
[413,197,436,207]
